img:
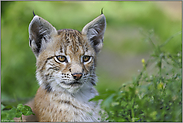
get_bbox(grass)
[91,32,182,122]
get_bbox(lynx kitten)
[21,12,106,122]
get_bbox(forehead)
[51,29,94,56]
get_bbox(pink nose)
[72,73,82,80]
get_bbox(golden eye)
[56,55,67,62]
[83,56,91,63]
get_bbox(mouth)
[60,81,82,86]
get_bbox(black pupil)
[58,56,66,62]
[84,56,90,62]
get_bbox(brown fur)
[34,87,88,122]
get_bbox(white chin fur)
[36,72,83,93]
[36,72,98,100]
[58,82,84,93]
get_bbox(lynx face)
[29,14,106,93]
[35,29,97,93]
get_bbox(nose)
[72,73,82,80]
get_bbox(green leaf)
[15,111,22,118]
[17,104,24,111]
[21,105,34,116]
[1,111,8,120]
[90,89,116,101]
[102,94,115,109]
[6,107,17,120]
[23,111,34,116]
[1,104,5,111]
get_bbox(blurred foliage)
[91,33,182,122]
[1,1,182,111]
[1,103,34,122]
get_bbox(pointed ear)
[29,15,57,57]
[82,14,106,53]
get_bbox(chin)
[58,81,84,94]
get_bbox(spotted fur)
[20,13,106,122]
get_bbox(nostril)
[72,73,82,80]
[69,68,71,72]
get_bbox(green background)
[1,1,182,105]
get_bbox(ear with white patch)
[29,15,57,57]
[82,14,106,53]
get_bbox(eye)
[55,55,67,63]
[83,56,92,63]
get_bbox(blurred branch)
[159,31,182,48]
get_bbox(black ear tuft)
[101,8,104,14]
[33,11,35,16]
